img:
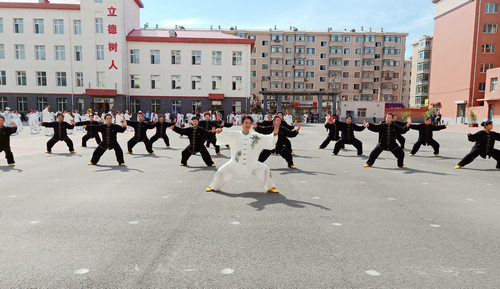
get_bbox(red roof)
[126,29,255,50]
[0,2,80,10]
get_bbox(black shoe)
[496,164,500,169]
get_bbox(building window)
[212,51,222,65]
[294,58,304,65]
[295,34,305,41]
[76,72,83,87]
[251,59,256,65]
[342,84,349,90]
[284,82,291,89]
[97,72,105,87]
[271,45,283,53]
[54,20,64,35]
[212,76,222,90]
[191,100,201,113]
[343,72,349,78]
[77,98,85,112]
[285,71,292,78]
[343,60,350,67]
[131,99,141,114]
[355,36,363,43]
[36,71,47,86]
[151,100,161,113]
[231,76,242,91]
[56,72,67,87]
[57,98,67,111]
[130,49,140,63]
[294,69,304,77]
[320,65,326,70]
[250,71,256,77]
[262,64,269,69]
[482,44,496,53]
[305,60,314,66]
[285,59,292,66]
[285,35,293,42]
[365,35,376,42]
[171,75,181,89]
[75,46,82,61]
[192,76,201,90]
[151,50,160,64]
[95,18,103,33]
[262,52,269,58]
[17,97,28,112]
[236,32,246,38]
[37,98,47,111]
[484,23,497,33]
[34,19,44,34]
[130,74,140,89]
[306,36,315,42]
[262,40,269,46]
[491,77,498,92]
[16,71,26,86]
[55,46,65,61]
[330,46,342,54]
[96,45,104,60]
[320,53,327,59]
[0,18,3,33]
[74,20,81,35]
[232,51,242,65]
[485,3,499,13]
[14,18,24,33]
[374,66,381,71]
[295,45,305,54]
[191,50,201,65]
[232,101,241,113]
[480,63,495,72]
[171,50,181,64]
[357,108,367,117]
[0,97,7,110]
[250,82,256,89]
[344,36,351,43]
[151,75,160,89]
[306,83,314,89]
[294,81,304,89]
[330,34,342,42]
[15,44,25,60]
[211,100,222,112]
[95,0,103,3]
[270,81,282,89]
[35,45,46,60]
[0,71,5,85]
[479,82,486,92]
[306,48,315,54]
[285,47,292,54]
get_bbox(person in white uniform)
[27,110,39,134]
[206,115,280,193]
[73,110,82,132]
[63,110,74,134]
[124,110,132,131]
[42,106,53,136]
[284,111,293,126]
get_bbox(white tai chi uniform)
[42,108,53,135]
[209,129,278,191]
[28,112,39,133]
[285,114,293,126]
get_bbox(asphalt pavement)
[1,122,499,288]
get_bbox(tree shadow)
[271,168,335,177]
[0,166,23,173]
[371,166,451,176]
[216,191,332,211]
[93,165,144,173]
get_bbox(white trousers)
[209,162,275,191]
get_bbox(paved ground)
[1,122,499,288]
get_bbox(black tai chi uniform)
[319,121,341,149]
[458,130,500,168]
[126,120,155,153]
[150,120,175,147]
[172,126,215,166]
[87,123,127,164]
[409,123,447,155]
[333,121,365,155]
[258,121,294,153]
[200,120,223,153]
[393,120,408,149]
[256,125,298,167]
[366,122,409,167]
[75,121,102,147]
[0,125,17,164]
[41,121,75,152]
[205,120,233,152]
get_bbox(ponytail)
[481,120,493,127]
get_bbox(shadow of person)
[271,168,335,177]
[188,166,218,173]
[47,153,82,158]
[0,166,23,173]
[93,165,144,173]
[216,191,331,211]
[132,154,171,159]
[371,166,451,176]
[457,167,499,172]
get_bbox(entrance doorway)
[91,98,114,114]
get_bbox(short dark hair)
[386,112,393,117]
[242,115,253,123]
[191,116,199,121]
[56,112,64,118]
[425,116,432,121]
[104,114,113,120]
[481,120,493,127]
[159,114,165,118]
[0,116,4,120]
[345,115,352,120]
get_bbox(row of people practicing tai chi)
[316,112,500,170]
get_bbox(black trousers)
[127,137,153,153]
[0,146,14,164]
[319,135,337,149]
[334,139,363,155]
[206,137,220,153]
[367,144,405,167]
[181,147,214,166]
[150,134,170,147]
[410,139,439,155]
[259,147,294,167]
[396,134,406,149]
[47,137,74,152]
[82,133,101,147]
[458,148,500,167]
[91,144,125,164]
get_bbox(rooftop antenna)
[210,25,213,30]
[381,28,384,32]
[175,24,178,29]
[274,25,277,30]
[235,26,237,30]
[156,24,158,29]
[290,26,292,30]
[361,26,364,31]
[218,25,221,29]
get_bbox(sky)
[139,0,436,58]
[2,0,436,57]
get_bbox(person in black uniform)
[256,115,301,169]
[332,115,365,155]
[75,114,102,147]
[170,116,216,166]
[409,117,448,157]
[150,114,176,148]
[213,112,233,150]
[200,112,224,155]
[40,112,76,153]
[0,116,17,165]
[391,114,408,150]
[456,120,500,169]
[126,111,155,154]
[87,114,127,165]
[318,115,341,149]
[363,113,411,168]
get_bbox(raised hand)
[467,132,471,136]
[211,127,216,133]
[221,121,225,127]
[216,128,222,134]
[445,121,449,126]
[252,125,257,130]
[406,116,412,126]
[293,120,297,127]
[297,123,302,131]
[363,120,369,127]
[11,122,17,127]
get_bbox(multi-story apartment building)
[402,59,412,108]
[223,28,408,117]
[0,0,253,115]
[430,0,500,123]
[410,35,433,108]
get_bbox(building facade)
[222,28,408,117]
[430,0,500,123]
[0,0,253,115]
[410,35,433,108]
[402,58,412,108]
